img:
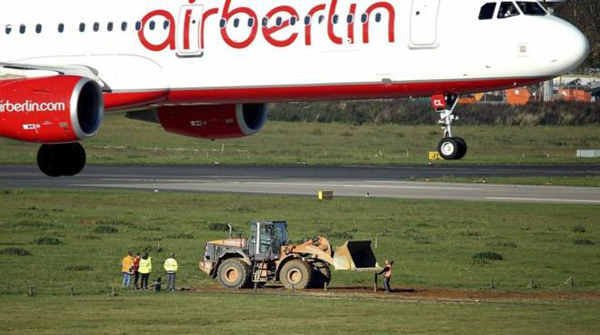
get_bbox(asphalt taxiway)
[1,164,600,204]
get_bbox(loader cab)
[248,221,289,261]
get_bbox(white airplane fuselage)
[0,0,589,111]
[0,0,591,177]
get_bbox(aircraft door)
[177,4,204,57]
[409,0,441,47]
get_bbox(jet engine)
[0,75,104,143]
[0,75,104,177]
[154,103,268,140]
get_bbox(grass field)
[1,189,599,294]
[1,116,600,166]
[1,293,600,334]
[1,189,599,333]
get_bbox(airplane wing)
[0,62,111,92]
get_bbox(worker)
[163,253,179,291]
[378,259,394,293]
[138,252,152,290]
[132,252,141,290]
[121,251,134,289]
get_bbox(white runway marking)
[245,181,479,191]
[485,197,600,204]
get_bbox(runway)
[1,164,600,204]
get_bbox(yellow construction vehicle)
[199,221,380,290]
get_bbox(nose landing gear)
[433,94,467,160]
[37,143,87,177]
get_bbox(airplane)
[0,0,589,176]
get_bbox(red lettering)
[220,0,258,49]
[363,2,395,44]
[140,0,397,52]
[327,0,342,44]
[201,8,219,49]
[138,10,176,51]
[183,9,193,50]
[305,4,326,46]
[262,6,299,47]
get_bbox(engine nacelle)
[0,76,103,143]
[156,103,268,140]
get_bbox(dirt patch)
[189,285,600,302]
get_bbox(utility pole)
[541,0,568,102]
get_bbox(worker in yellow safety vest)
[164,253,179,291]
[138,252,152,290]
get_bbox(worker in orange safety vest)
[121,251,134,289]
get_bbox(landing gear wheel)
[454,137,468,160]
[37,145,62,177]
[217,259,251,289]
[280,259,312,290]
[433,94,467,160]
[309,261,332,288]
[37,143,87,177]
[438,138,461,160]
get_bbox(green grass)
[1,116,600,165]
[1,293,600,334]
[1,189,599,296]
[1,189,600,334]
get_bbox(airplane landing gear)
[433,94,467,160]
[37,143,86,177]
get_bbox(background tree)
[553,0,599,72]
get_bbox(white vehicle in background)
[0,0,589,176]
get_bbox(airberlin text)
[138,0,395,51]
[0,100,66,113]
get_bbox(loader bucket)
[333,240,379,271]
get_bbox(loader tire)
[280,259,312,290]
[310,261,332,288]
[217,259,251,289]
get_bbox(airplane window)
[163,20,170,29]
[347,14,354,24]
[318,15,325,24]
[516,2,547,16]
[276,17,282,27]
[375,13,382,22]
[220,18,227,29]
[58,23,64,33]
[304,16,311,25]
[79,23,85,32]
[290,16,297,26]
[121,22,128,31]
[135,21,142,31]
[478,3,497,20]
[361,14,368,23]
[261,18,268,27]
[107,22,114,32]
[332,15,339,24]
[20,24,26,34]
[247,18,254,27]
[498,2,520,19]
[233,18,239,28]
[93,22,100,32]
[35,24,42,34]
[5,25,11,35]
[149,21,155,30]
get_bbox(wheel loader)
[199,221,381,290]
